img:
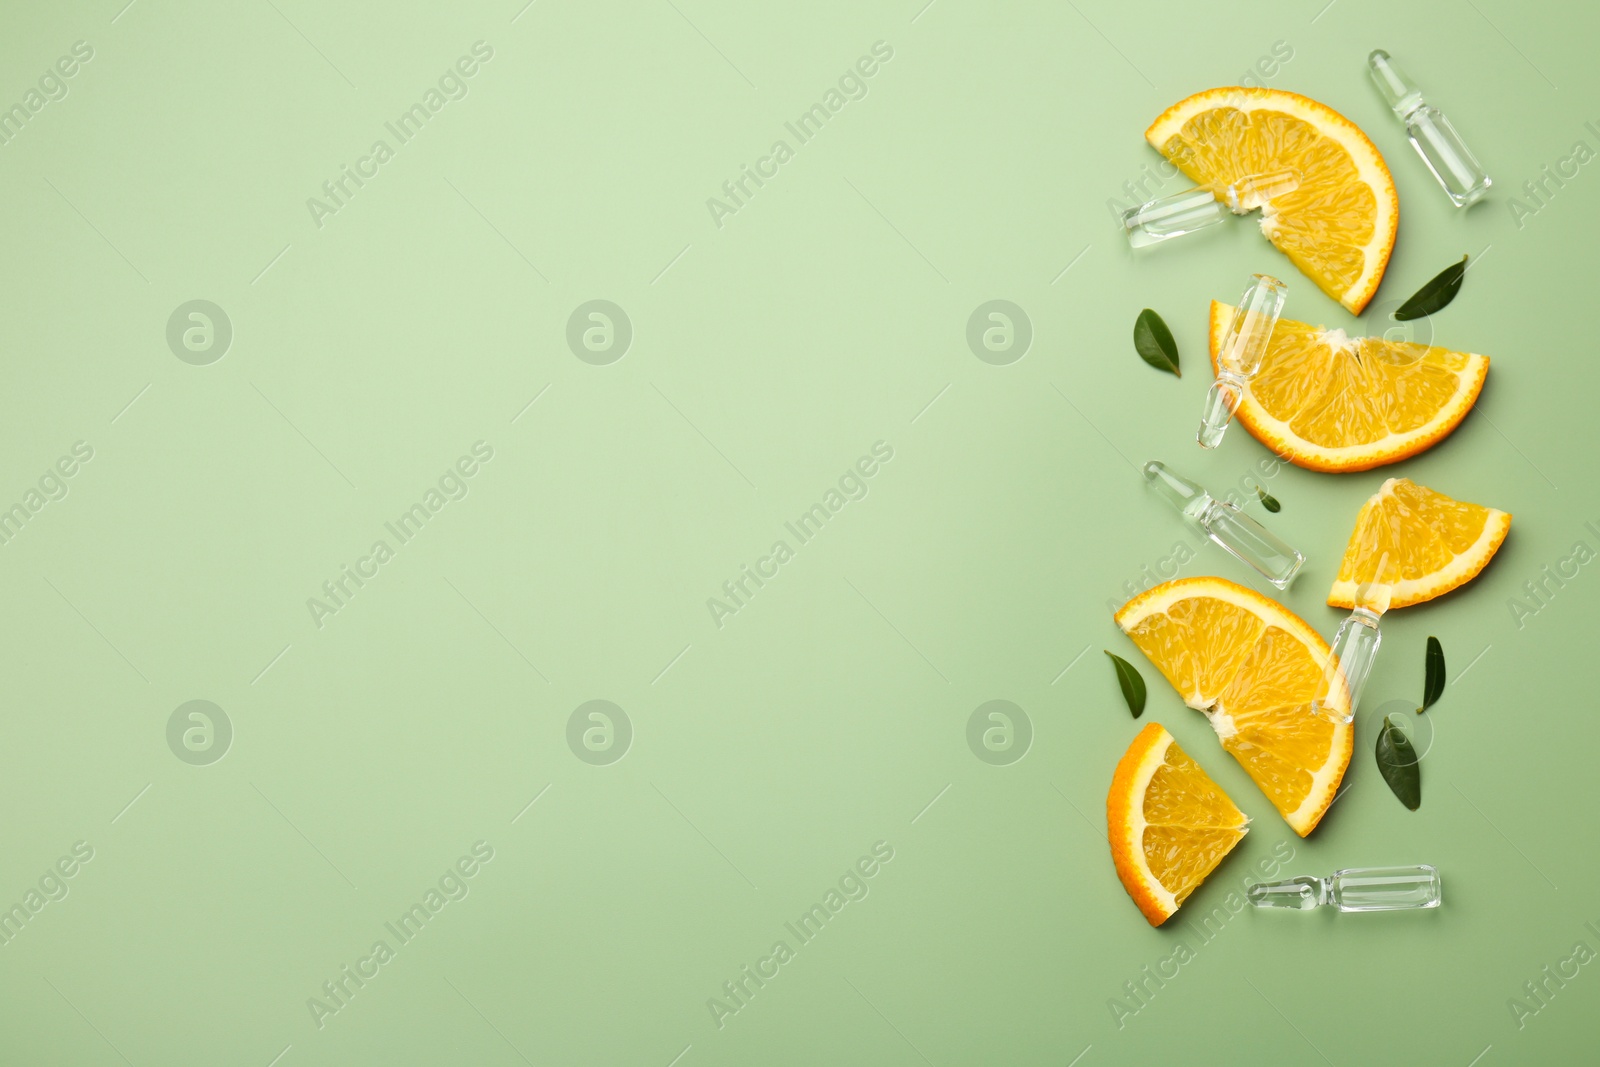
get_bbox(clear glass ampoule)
[1122,170,1300,248]
[1369,50,1491,207]
[1197,274,1287,449]
[1142,461,1304,588]
[1248,865,1442,912]
[1311,543,1399,723]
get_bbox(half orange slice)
[1211,301,1489,472]
[1108,722,1249,926]
[1115,577,1352,836]
[1329,478,1511,609]
[1148,88,1398,313]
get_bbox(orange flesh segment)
[1147,88,1396,313]
[1330,479,1511,609]
[1116,578,1352,837]
[1211,301,1489,473]
[1108,723,1248,926]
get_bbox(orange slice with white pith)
[1147,87,1398,313]
[1210,301,1489,472]
[1329,478,1511,609]
[1108,722,1249,926]
[1115,577,1352,837]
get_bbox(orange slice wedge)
[1108,722,1249,926]
[1329,478,1511,610]
[1115,577,1352,836]
[1147,88,1398,313]
[1211,301,1489,472]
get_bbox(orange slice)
[1115,577,1352,837]
[1210,300,1489,472]
[1108,722,1249,926]
[1147,88,1398,313]
[1329,478,1511,610]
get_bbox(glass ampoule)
[1142,461,1304,588]
[1122,170,1300,247]
[1369,50,1491,207]
[1198,274,1288,449]
[1249,865,1442,912]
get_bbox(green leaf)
[1419,636,1445,713]
[1376,715,1421,810]
[1394,255,1467,321]
[1255,486,1281,513]
[1133,309,1180,377]
[1104,651,1147,718]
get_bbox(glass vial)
[1369,50,1492,207]
[1197,274,1287,449]
[1143,461,1305,588]
[1122,171,1301,248]
[1249,865,1442,912]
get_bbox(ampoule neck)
[1369,50,1425,118]
[1143,461,1212,519]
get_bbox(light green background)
[2,0,1596,1063]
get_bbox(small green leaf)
[1376,715,1421,810]
[1419,636,1445,713]
[1133,309,1180,377]
[1256,486,1281,513]
[1394,255,1467,321]
[1105,651,1147,718]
